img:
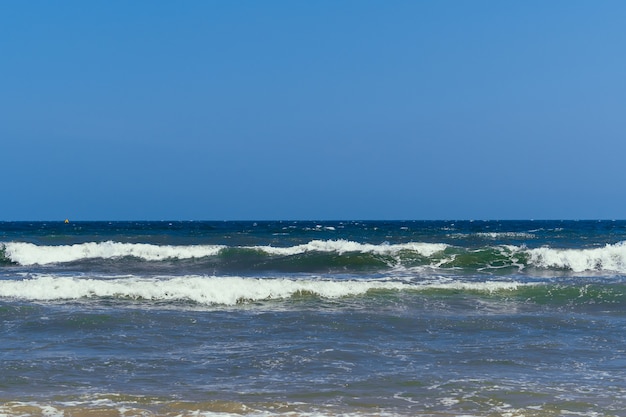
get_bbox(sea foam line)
[526,242,626,273]
[254,240,448,257]
[0,275,524,305]
[3,240,626,273]
[0,240,448,266]
[1,241,226,265]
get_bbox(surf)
[2,239,626,274]
[0,274,528,305]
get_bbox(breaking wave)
[0,241,226,265]
[2,274,625,308]
[2,240,626,274]
[0,274,526,305]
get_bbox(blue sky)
[2,1,625,220]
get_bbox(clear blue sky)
[2,1,625,220]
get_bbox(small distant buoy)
[64,219,69,224]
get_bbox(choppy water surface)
[1,220,626,416]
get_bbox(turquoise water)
[1,221,626,416]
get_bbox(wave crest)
[0,240,448,266]
[526,242,626,272]
[0,275,524,305]
[1,241,226,266]
[2,240,626,274]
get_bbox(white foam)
[0,403,62,417]
[526,242,626,273]
[0,275,526,305]
[2,241,226,265]
[448,232,536,239]
[1,240,448,266]
[475,232,536,239]
[0,275,404,304]
[5,239,626,273]
[0,400,403,417]
[256,240,448,257]
[426,281,523,293]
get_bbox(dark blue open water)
[1,221,626,416]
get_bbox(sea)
[1,220,625,417]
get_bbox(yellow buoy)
[64,219,69,224]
